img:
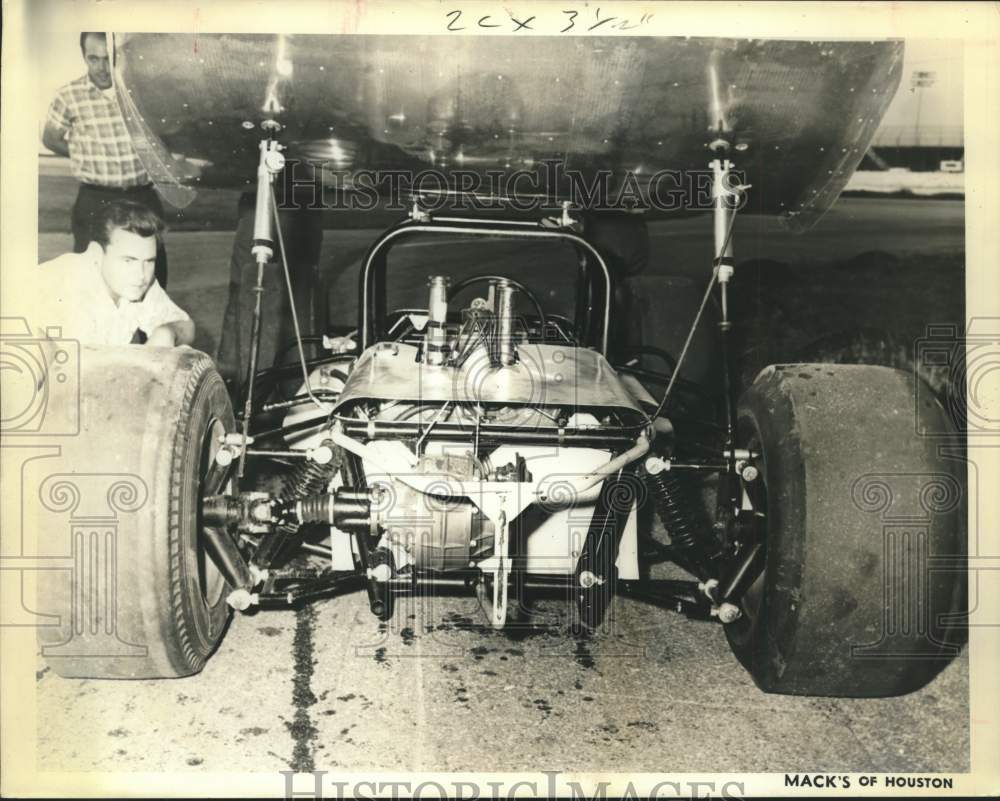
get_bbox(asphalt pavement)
[35,587,968,774]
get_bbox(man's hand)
[147,320,195,347]
[146,326,177,347]
[42,121,70,158]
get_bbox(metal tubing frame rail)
[257,565,716,619]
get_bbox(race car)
[34,33,965,697]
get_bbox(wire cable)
[270,191,326,409]
[651,200,741,421]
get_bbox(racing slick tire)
[797,326,960,427]
[724,364,966,697]
[36,346,234,678]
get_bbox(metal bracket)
[409,196,431,223]
[475,509,510,629]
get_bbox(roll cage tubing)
[358,216,615,355]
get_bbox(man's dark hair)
[80,32,106,52]
[92,200,165,249]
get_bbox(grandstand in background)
[864,124,964,172]
[861,50,964,172]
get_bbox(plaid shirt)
[47,75,150,189]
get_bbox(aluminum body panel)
[112,34,903,229]
[333,342,645,416]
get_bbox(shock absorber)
[281,458,337,502]
[253,444,342,567]
[646,466,717,581]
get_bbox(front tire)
[37,347,234,678]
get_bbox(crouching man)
[38,199,193,346]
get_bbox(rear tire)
[797,326,958,417]
[725,364,966,696]
[37,347,234,678]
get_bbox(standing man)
[42,31,168,288]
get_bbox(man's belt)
[80,182,155,193]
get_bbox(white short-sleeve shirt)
[36,248,190,345]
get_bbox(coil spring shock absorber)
[254,446,342,567]
[647,468,716,581]
[281,459,337,505]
